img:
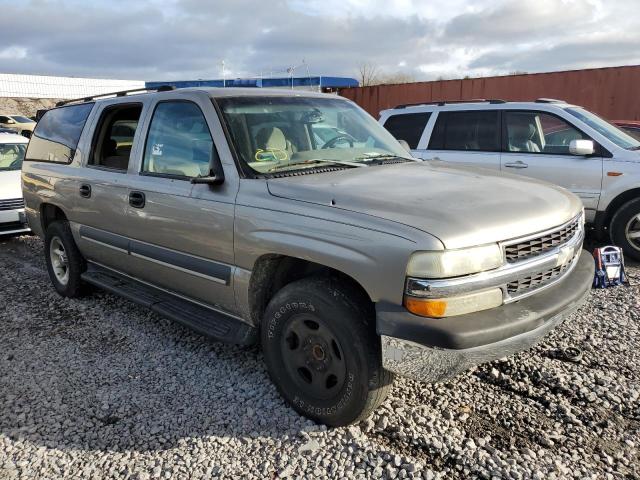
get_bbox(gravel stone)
[0,236,638,479]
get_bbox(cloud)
[0,0,638,81]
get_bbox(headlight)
[406,244,504,278]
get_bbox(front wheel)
[610,198,640,261]
[44,221,87,297]
[261,277,393,427]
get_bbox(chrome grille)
[507,256,575,295]
[505,216,581,263]
[0,198,25,211]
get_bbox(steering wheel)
[322,134,355,149]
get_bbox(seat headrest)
[256,127,287,151]
[105,138,118,155]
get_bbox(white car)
[379,99,640,259]
[0,133,30,235]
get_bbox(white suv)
[379,99,640,259]
[0,132,30,235]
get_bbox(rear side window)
[428,111,499,152]
[383,112,431,149]
[142,101,215,178]
[25,103,94,163]
[89,104,142,171]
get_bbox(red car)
[612,120,640,141]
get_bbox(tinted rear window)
[383,112,431,149]
[26,103,94,163]
[428,110,500,152]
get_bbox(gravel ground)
[0,235,638,480]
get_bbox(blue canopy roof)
[146,76,358,90]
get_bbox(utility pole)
[287,66,294,89]
[221,60,226,88]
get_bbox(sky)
[1,0,639,82]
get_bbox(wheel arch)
[247,254,375,328]
[598,188,640,235]
[40,203,68,233]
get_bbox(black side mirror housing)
[191,168,225,185]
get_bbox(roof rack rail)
[55,85,175,107]
[394,99,506,109]
[535,98,566,104]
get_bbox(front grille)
[0,198,25,211]
[507,256,575,295]
[505,216,580,263]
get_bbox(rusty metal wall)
[340,65,640,120]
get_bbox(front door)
[500,110,603,222]
[121,99,238,313]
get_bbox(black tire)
[261,276,393,426]
[610,198,640,261]
[44,220,87,297]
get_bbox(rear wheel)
[610,198,640,261]
[261,276,393,426]
[44,221,87,297]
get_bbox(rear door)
[73,101,146,275]
[121,97,238,312]
[500,110,603,221]
[415,110,501,170]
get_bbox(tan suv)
[22,86,593,426]
[0,114,36,138]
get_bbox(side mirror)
[569,139,595,156]
[191,167,225,185]
[397,139,411,152]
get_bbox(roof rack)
[534,98,566,104]
[394,99,506,109]
[55,85,175,107]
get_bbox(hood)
[0,170,23,200]
[267,162,582,249]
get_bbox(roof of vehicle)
[380,99,582,116]
[56,85,342,108]
[0,133,29,144]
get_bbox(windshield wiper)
[629,145,640,151]
[268,159,367,172]
[353,153,416,162]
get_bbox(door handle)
[79,184,91,198]
[504,161,528,169]
[129,191,145,208]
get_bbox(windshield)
[0,143,27,170]
[10,115,35,123]
[217,96,411,175]
[566,107,640,150]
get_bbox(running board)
[81,264,257,345]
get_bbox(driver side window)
[142,101,215,178]
[505,111,587,155]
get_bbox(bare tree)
[357,62,380,87]
[377,72,416,85]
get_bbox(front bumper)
[0,209,31,235]
[378,249,594,383]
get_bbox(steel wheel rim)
[49,236,70,285]
[280,314,347,401]
[625,214,640,251]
